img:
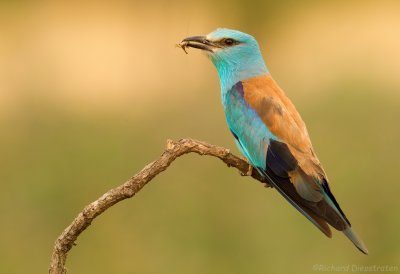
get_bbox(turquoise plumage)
[180,28,368,254]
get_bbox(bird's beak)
[179,36,219,53]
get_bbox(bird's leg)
[237,156,272,187]
[240,158,253,176]
[246,164,253,176]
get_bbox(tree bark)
[48,138,270,274]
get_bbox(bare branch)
[48,138,270,274]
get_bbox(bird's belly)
[224,86,276,169]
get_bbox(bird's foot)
[263,182,272,188]
[246,164,253,176]
[240,164,253,176]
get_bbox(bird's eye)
[224,38,235,46]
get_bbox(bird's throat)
[213,60,269,102]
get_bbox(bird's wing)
[240,74,321,178]
[233,75,368,254]
[225,75,350,235]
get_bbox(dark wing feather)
[265,140,348,231]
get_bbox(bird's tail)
[258,168,369,254]
[320,181,369,255]
[343,226,369,255]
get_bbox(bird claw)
[246,164,253,176]
[263,182,272,188]
[240,164,253,176]
[239,162,272,188]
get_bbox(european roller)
[179,28,368,254]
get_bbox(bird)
[178,28,368,254]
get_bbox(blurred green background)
[1,1,400,273]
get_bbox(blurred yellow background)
[1,1,400,273]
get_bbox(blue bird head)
[181,28,269,91]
